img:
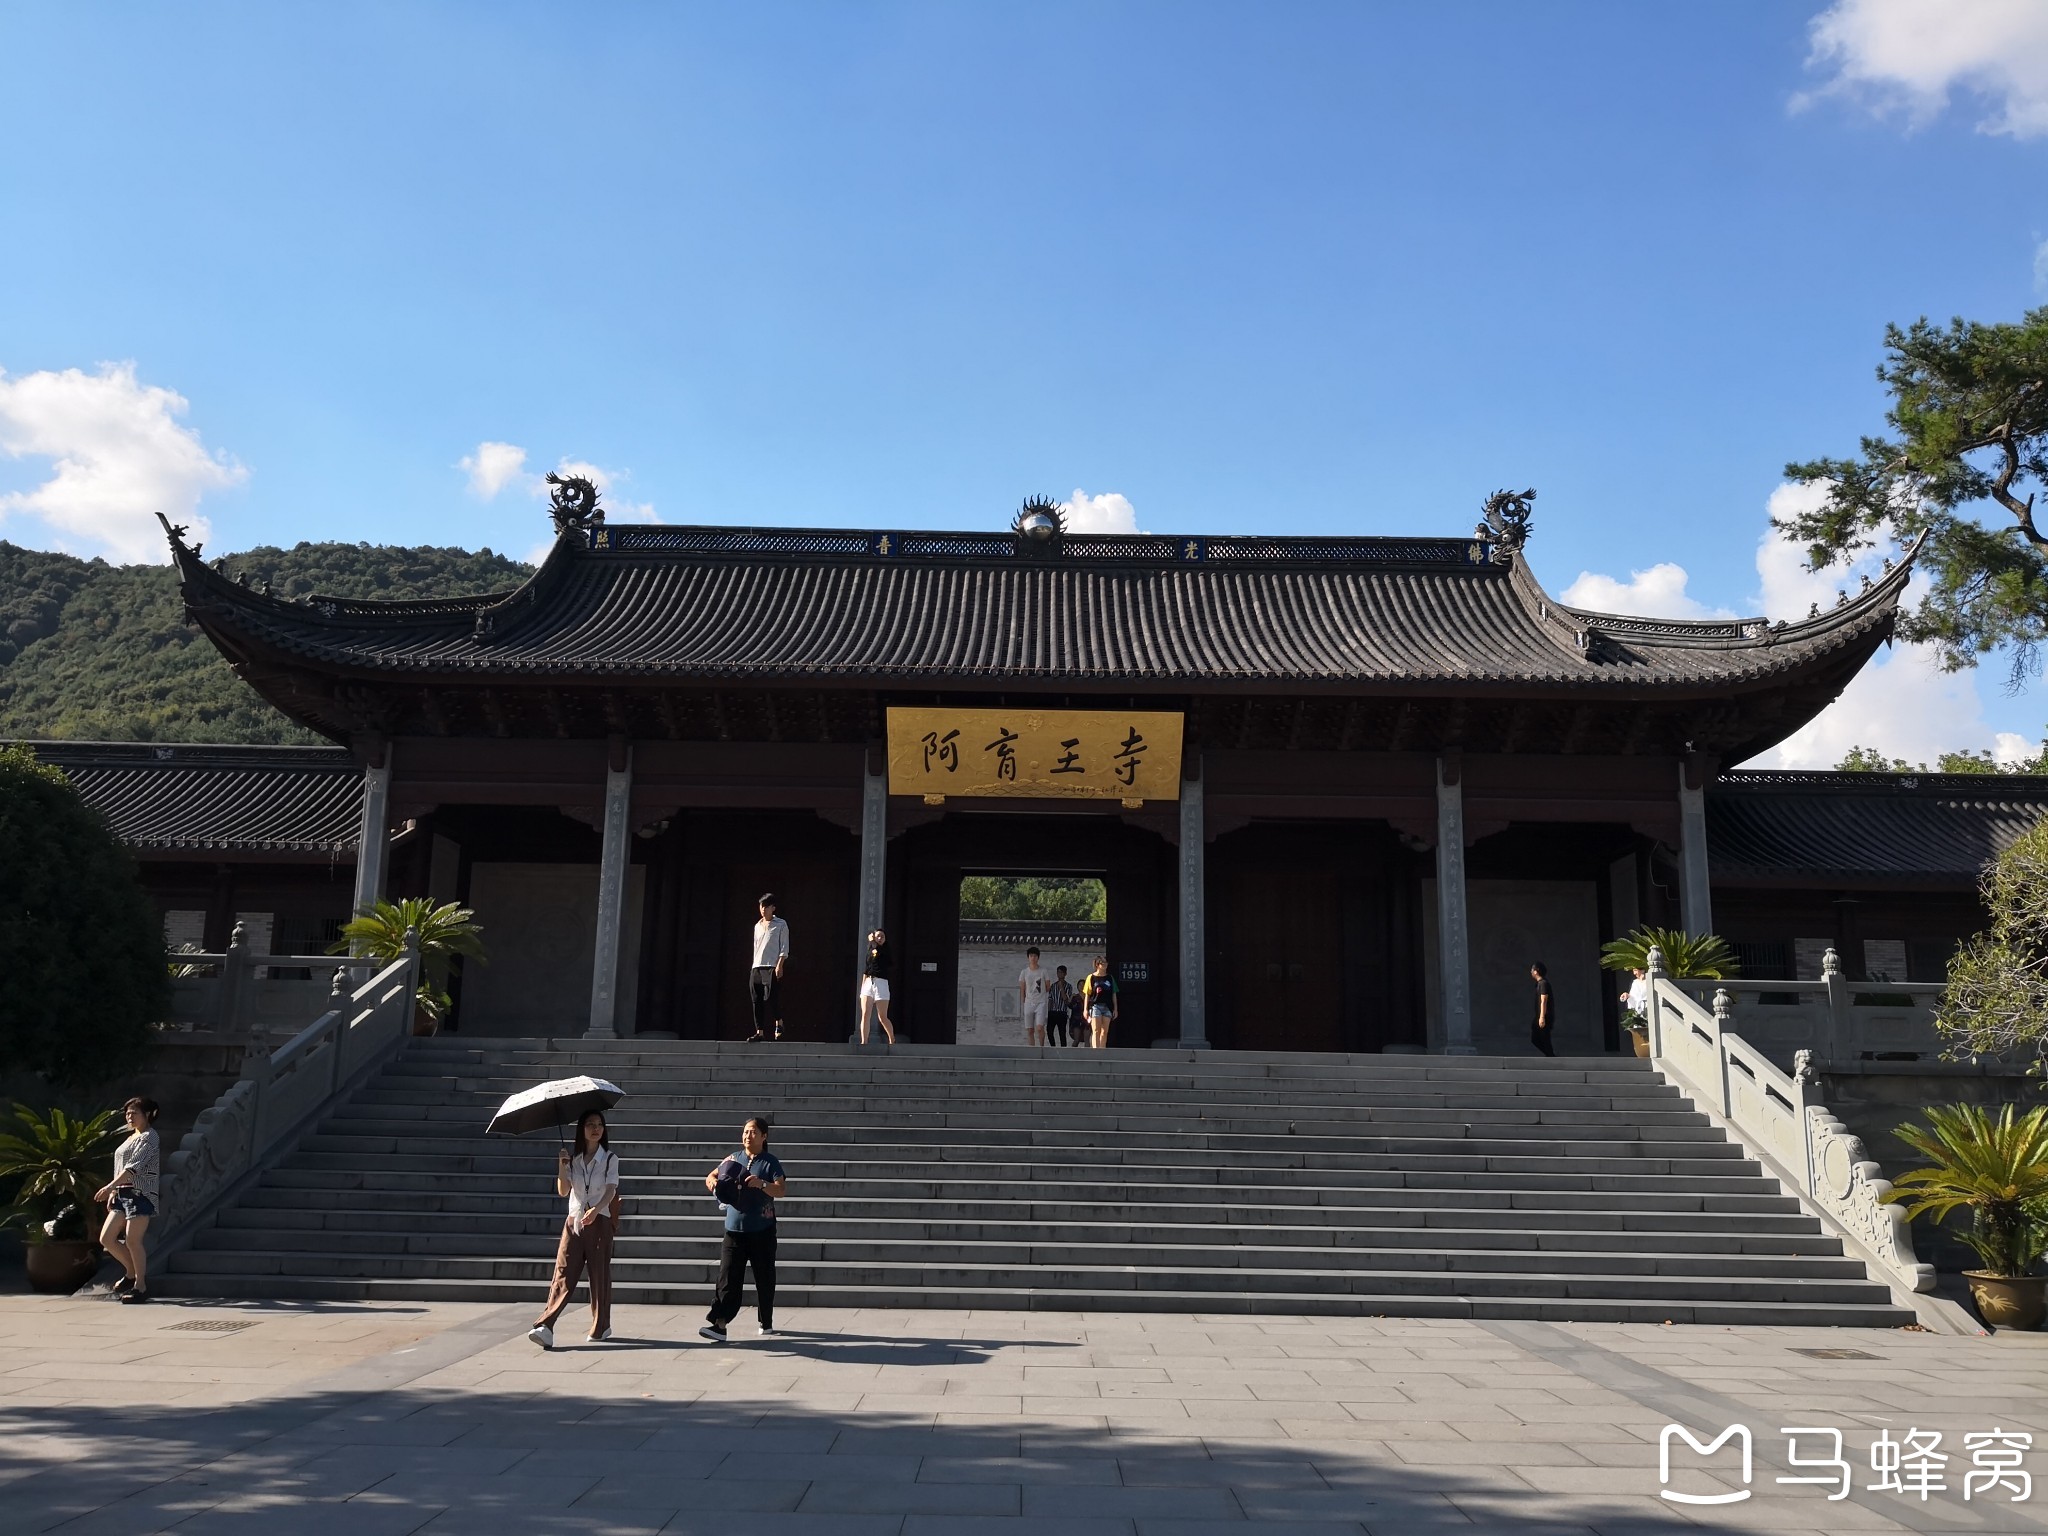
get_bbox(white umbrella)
[486,1076,624,1137]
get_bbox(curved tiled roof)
[1709,770,2048,884]
[170,522,1909,695]
[20,742,362,855]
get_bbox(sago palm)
[332,898,486,1029]
[1599,927,1739,980]
[1884,1103,2048,1277]
[0,1104,121,1243]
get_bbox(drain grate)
[161,1320,258,1334]
[1790,1347,1879,1360]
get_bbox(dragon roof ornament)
[1476,488,1534,562]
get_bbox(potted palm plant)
[0,1103,121,1294]
[332,898,485,1036]
[1884,1103,2048,1330]
[1599,927,1739,1057]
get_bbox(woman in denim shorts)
[95,1096,161,1304]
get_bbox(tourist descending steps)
[747,894,790,1042]
[1046,966,1074,1047]
[1019,946,1050,1047]
[527,1110,620,1349]
[699,1117,787,1341]
[859,929,896,1046]
[1080,955,1119,1048]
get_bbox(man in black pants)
[747,894,789,1042]
[700,1116,786,1340]
[1529,961,1556,1057]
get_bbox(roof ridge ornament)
[1012,495,1066,557]
[547,472,604,534]
[1475,488,1534,562]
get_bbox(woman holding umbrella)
[527,1108,619,1349]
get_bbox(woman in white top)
[527,1109,620,1349]
[94,1096,161,1304]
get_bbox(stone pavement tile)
[578,1475,812,1511]
[1338,1400,1516,1424]
[174,1493,449,1536]
[1240,1487,1470,1523]
[918,1455,1123,1486]
[902,1518,1134,1536]
[1447,1420,1645,1445]
[293,1445,534,1480]
[965,1413,1109,1434]
[797,1478,1020,1514]
[638,1426,840,1454]
[15,1482,227,1536]
[1387,1440,1593,1467]
[415,1508,676,1536]
[510,1447,723,1480]
[660,1514,907,1536]
[365,1470,600,1508]
[1115,1454,1328,1487]
[714,1452,922,1484]
[1022,1484,1242,1519]
[829,1427,1022,1458]
[1135,1523,1368,1536]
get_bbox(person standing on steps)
[859,928,895,1046]
[1019,945,1050,1047]
[95,1096,160,1304]
[1080,955,1119,1049]
[747,894,790,1042]
[527,1108,620,1350]
[700,1116,787,1342]
[1045,965,1074,1048]
[1529,961,1556,1057]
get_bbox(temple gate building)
[130,487,2018,1057]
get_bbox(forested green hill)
[0,541,533,744]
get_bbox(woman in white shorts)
[859,929,896,1045]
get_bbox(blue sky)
[2,1,2045,764]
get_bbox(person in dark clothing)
[700,1116,787,1341]
[859,929,895,1045]
[1529,961,1555,1057]
[1045,965,1075,1048]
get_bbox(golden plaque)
[886,708,1184,802]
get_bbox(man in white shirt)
[748,894,790,1042]
[1018,946,1050,1047]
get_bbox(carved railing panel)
[1644,949,1933,1296]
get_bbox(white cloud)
[1560,563,1736,620]
[459,440,530,500]
[552,458,657,523]
[1749,480,2006,768]
[0,361,243,563]
[1800,0,2048,138]
[1061,488,1139,534]
[1995,731,2038,764]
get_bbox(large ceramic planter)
[23,1240,98,1295]
[1964,1271,2048,1331]
[1629,1033,1651,1059]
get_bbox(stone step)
[143,1271,1915,1327]
[211,1207,1830,1251]
[185,1226,1869,1279]
[160,1247,1896,1305]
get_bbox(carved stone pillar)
[352,749,393,918]
[856,753,887,1044]
[587,739,634,1039]
[1678,756,1714,937]
[1176,756,1208,1048]
[1436,753,1474,1055]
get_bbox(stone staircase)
[157,1039,1915,1326]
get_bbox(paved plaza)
[1,1297,2045,1535]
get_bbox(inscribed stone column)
[1176,755,1208,1048]
[1677,758,1714,937]
[1435,753,1475,1054]
[856,754,887,1043]
[352,749,393,918]
[587,740,634,1039]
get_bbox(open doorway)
[955,874,1106,1045]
